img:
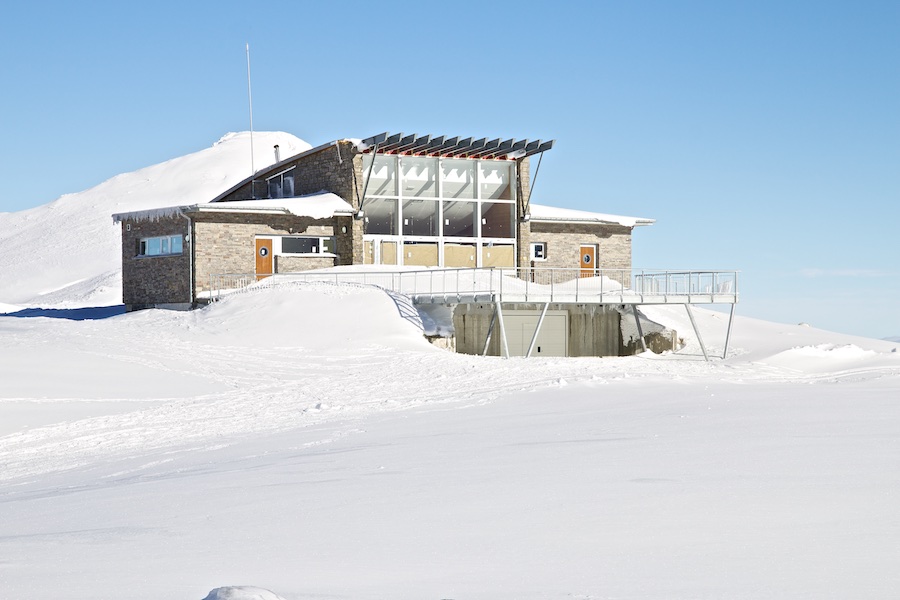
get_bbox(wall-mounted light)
[341,225,348,234]
[354,210,365,220]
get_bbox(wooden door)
[580,245,597,278]
[255,238,273,280]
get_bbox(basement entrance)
[503,310,568,357]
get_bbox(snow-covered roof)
[113,191,354,223]
[529,203,654,227]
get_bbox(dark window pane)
[481,202,514,238]
[282,237,317,253]
[365,198,398,235]
[442,201,476,237]
[402,199,438,236]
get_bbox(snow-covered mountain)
[0,132,309,307]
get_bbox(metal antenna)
[246,43,255,179]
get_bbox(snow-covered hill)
[0,132,309,307]
[1,135,899,600]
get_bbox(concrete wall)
[119,215,192,311]
[452,303,623,357]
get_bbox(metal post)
[496,301,510,359]
[723,303,736,359]
[482,305,497,356]
[526,302,550,358]
[633,305,647,353]
[685,304,709,361]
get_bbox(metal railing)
[207,268,738,306]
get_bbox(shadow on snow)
[1,306,126,321]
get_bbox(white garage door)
[503,310,568,357]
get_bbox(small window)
[279,236,335,255]
[530,242,547,260]
[139,235,183,257]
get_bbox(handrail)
[206,267,739,306]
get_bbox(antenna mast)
[246,43,255,179]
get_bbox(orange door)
[580,245,597,278]
[256,239,273,280]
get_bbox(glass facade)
[362,154,517,267]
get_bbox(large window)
[402,199,438,236]
[361,154,517,267]
[139,235,183,257]
[267,167,295,199]
[365,198,398,235]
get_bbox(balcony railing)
[207,268,738,306]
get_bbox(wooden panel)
[481,244,515,268]
[381,241,398,265]
[363,240,375,264]
[403,243,438,267]
[255,239,273,281]
[444,243,477,268]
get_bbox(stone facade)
[528,221,632,282]
[191,213,340,294]
[119,214,192,310]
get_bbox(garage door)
[503,310,568,357]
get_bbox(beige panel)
[444,243,477,268]
[481,245,515,268]
[403,242,438,267]
[381,241,398,265]
[504,311,568,357]
[363,240,375,264]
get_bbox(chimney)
[274,144,281,163]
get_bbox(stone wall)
[191,213,339,293]
[217,141,365,208]
[119,214,192,310]
[516,157,532,268]
[528,222,632,280]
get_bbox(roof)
[529,203,654,228]
[359,132,554,159]
[113,192,354,223]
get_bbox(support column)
[482,306,497,356]
[496,301,510,359]
[632,305,647,353]
[685,304,709,361]
[723,303,736,359]
[526,302,550,358]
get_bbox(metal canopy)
[361,132,554,160]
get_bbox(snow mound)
[188,282,431,352]
[760,343,899,374]
[202,587,286,600]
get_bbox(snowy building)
[113,132,653,313]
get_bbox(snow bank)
[202,587,286,600]
[189,282,430,352]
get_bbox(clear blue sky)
[1,1,898,338]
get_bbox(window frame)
[273,235,336,257]
[138,234,184,257]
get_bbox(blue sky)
[1,1,898,338]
